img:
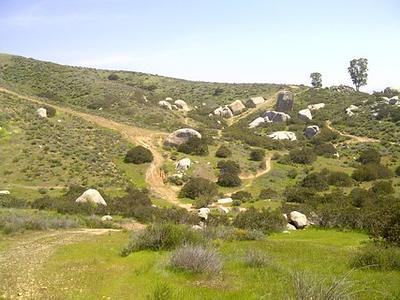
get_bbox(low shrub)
[395,165,400,177]
[44,105,56,117]
[120,223,205,256]
[357,148,381,165]
[258,188,277,200]
[215,145,232,158]
[124,146,153,164]
[231,191,252,201]
[169,245,222,274]
[243,249,270,268]
[352,163,393,182]
[177,137,208,156]
[284,186,316,204]
[288,148,316,164]
[250,149,265,161]
[233,207,286,233]
[370,181,395,195]
[314,143,337,158]
[107,73,119,80]
[217,172,241,187]
[147,282,172,300]
[326,171,353,187]
[217,160,241,174]
[287,169,298,179]
[350,244,400,271]
[179,177,218,199]
[301,173,329,191]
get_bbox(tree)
[310,72,322,88]
[124,146,153,164]
[348,58,368,91]
[250,149,265,161]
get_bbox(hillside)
[1,54,400,299]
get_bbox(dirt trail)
[325,120,379,144]
[0,229,119,299]
[0,87,191,209]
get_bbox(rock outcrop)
[262,111,291,123]
[36,108,47,118]
[198,207,211,220]
[176,158,191,172]
[249,117,266,128]
[246,96,265,108]
[217,198,233,204]
[75,189,107,206]
[164,128,202,147]
[304,125,320,138]
[308,103,325,111]
[276,91,294,112]
[345,105,359,116]
[214,106,233,118]
[228,100,246,115]
[0,190,10,195]
[175,99,190,111]
[268,131,297,141]
[158,100,172,110]
[298,108,312,121]
[288,211,307,229]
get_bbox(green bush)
[217,160,241,175]
[352,163,393,182]
[357,148,381,165]
[107,73,119,80]
[287,169,298,179]
[124,146,153,164]
[232,207,286,233]
[217,172,241,187]
[370,181,395,195]
[350,244,400,271]
[250,149,265,161]
[301,173,329,191]
[177,137,209,156]
[348,187,373,208]
[288,148,316,164]
[395,165,400,177]
[284,186,316,203]
[326,171,353,187]
[243,249,270,268]
[215,145,232,158]
[120,223,205,256]
[231,191,252,201]
[44,105,56,117]
[313,143,337,158]
[258,188,277,200]
[179,177,218,199]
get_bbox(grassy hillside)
[0,91,148,199]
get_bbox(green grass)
[3,228,395,299]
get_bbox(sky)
[0,0,399,92]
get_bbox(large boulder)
[288,211,307,229]
[175,99,190,111]
[228,100,246,115]
[198,207,211,220]
[275,91,294,112]
[286,223,297,231]
[101,215,113,221]
[36,108,47,118]
[75,189,107,206]
[389,96,399,105]
[268,131,297,141]
[249,117,265,128]
[214,106,233,118]
[262,111,291,123]
[0,190,10,195]
[217,197,233,204]
[304,125,320,138]
[164,128,202,147]
[159,100,172,110]
[345,105,359,116]
[308,103,325,111]
[176,158,191,172]
[246,96,265,108]
[298,108,312,121]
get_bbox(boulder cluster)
[284,211,310,230]
[164,128,202,147]
[158,97,190,111]
[212,96,265,119]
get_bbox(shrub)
[154,207,198,225]
[258,188,277,200]
[217,160,240,175]
[284,186,316,204]
[314,143,337,158]
[357,148,381,165]
[352,163,393,182]
[350,244,400,271]
[231,191,252,201]
[215,145,232,158]
[348,187,373,208]
[177,137,208,156]
[243,249,270,268]
[107,73,119,80]
[193,195,214,209]
[120,223,205,256]
[179,177,218,199]
[44,105,56,117]
[326,171,353,187]
[395,165,400,177]
[233,207,286,233]
[124,146,153,164]
[250,149,265,161]
[291,271,356,300]
[317,202,362,229]
[147,282,172,300]
[288,148,316,164]
[370,181,395,195]
[287,169,298,179]
[301,173,329,191]
[217,172,241,187]
[169,245,222,274]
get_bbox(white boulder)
[0,190,10,195]
[228,100,246,115]
[218,206,231,214]
[159,100,172,110]
[246,96,265,108]
[304,125,320,138]
[298,108,313,121]
[175,100,190,111]
[214,106,233,118]
[286,223,297,231]
[176,158,191,172]
[164,128,202,147]
[75,189,107,206]
[198,207,211,220]
[101,215,113,221]
[289,211,307,229]
[262,111,291,123]
[249,117,265,128]
[268,131,297,141]
[308,103,325,111]
[165,97,173,101]
[217,197,233,204]
[346,105,359,116]
[36,108,47,118]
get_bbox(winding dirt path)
[0,87,190,208]
[325,120,379,144]
[0,229,119,299]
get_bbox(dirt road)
[325,120,379,144]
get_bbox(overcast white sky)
[1,0,399,92]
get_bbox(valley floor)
[1,229,399,299]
